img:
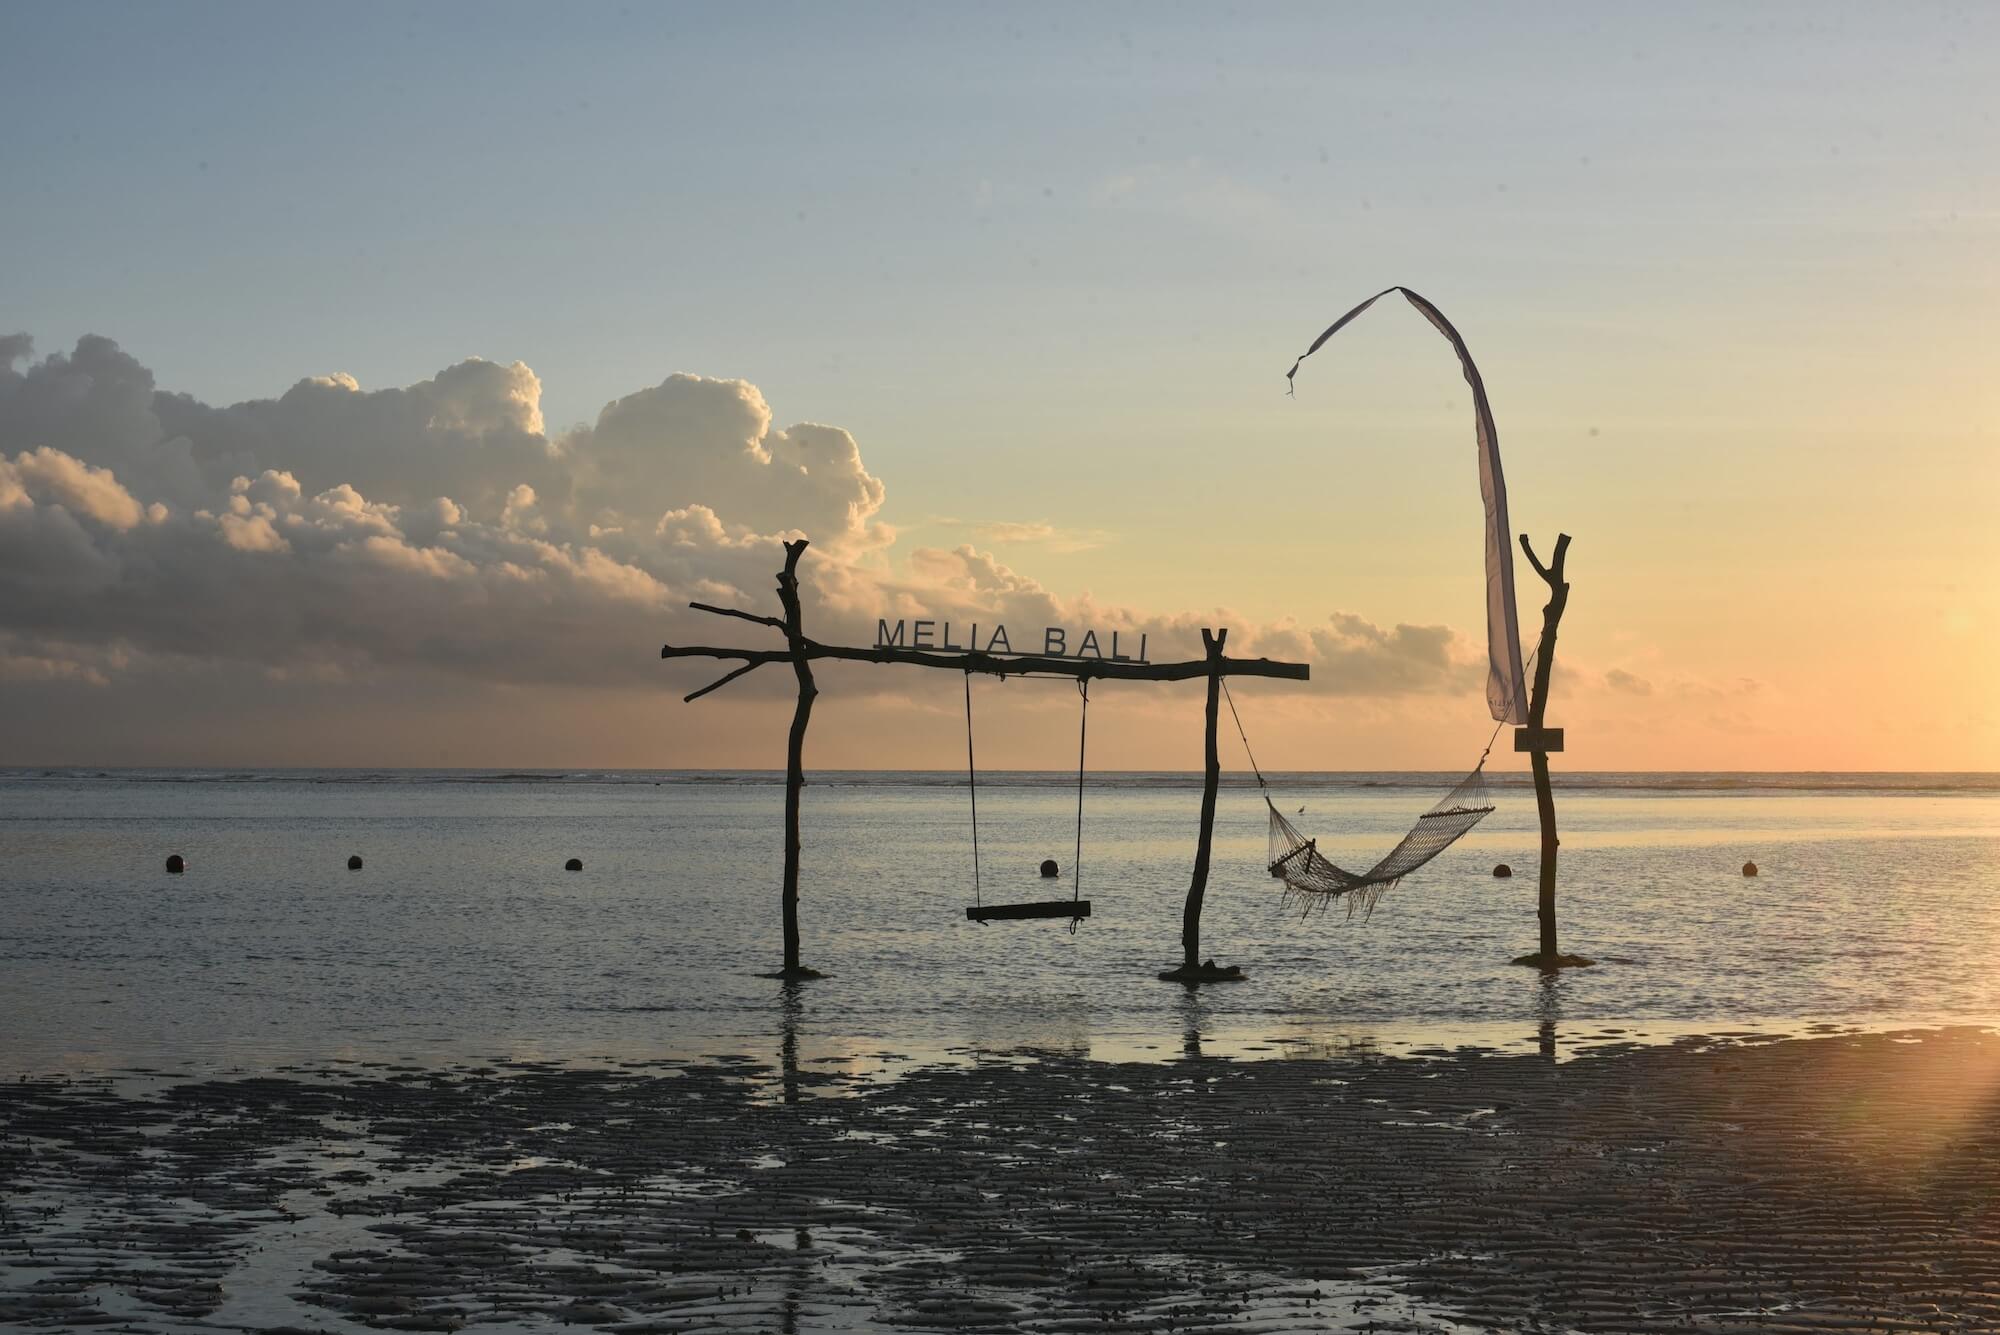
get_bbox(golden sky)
[2,6,1994,771]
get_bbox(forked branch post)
[1518,531,1579,967]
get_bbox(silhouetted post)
[1517,532,1589,969]
[1158,629,1244,983]
[1186,629,1224,968]
[775,539,820,980]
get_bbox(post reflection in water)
[778,978,804,1105]
[773,980,808,1333]
[1535,972,1563,1060]
[1176,983,1211,1061]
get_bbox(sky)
[2,2,1995,772]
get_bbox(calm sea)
[3,768,1997,1075]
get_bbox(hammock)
[1263,767,1493,920]
[1222,679,1499,920]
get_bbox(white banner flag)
[1286,287,1530,724]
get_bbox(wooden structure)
[1512,531,1590,969]
[661,538,1309,979]
[1167,629,1234,982]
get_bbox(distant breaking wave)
[4,769,1997,796]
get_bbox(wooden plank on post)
[1513,726,1564,753]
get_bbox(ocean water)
[3,768,1998,1075]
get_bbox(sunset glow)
[3,5,1993,773]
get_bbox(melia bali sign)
[874,618,1149,663]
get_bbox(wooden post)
[1159,629,1244,983]
[1186,629,1223,968]
[774,539,822,980]
[1514,532,1591,970]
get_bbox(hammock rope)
[1218,638,1542,920]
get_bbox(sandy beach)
[6,1026,1999,1332]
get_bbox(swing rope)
[1071,678,1088,930]
[965,670,981,909]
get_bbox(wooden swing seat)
[966,900,1093,923]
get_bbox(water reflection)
[778,979,803,1104]
[1535,973,1563,1061]
[1176,984,1210,1061]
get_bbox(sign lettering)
[874,619,1147,663]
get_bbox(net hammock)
[1222,679,1502,921]
[1263,767,1493,920]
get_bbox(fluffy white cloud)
[0,336,899,689]
[2,446,148,530]
[570,374,888,554]
[0,333,1486,718]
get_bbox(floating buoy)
[165,854,185,874]
[1742,860,1758,877]
[1039,859,1059,878]
[347,854,363,870]
[1492,863,1512,878]
[564,857,583,872]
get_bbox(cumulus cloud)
[2,446,148,529]
[0,336,902,689]
[0,332,1491,723]
[570,374,888,554]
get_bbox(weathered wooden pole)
[1514,532,1590,969]
[1159,629,1244,983]
[1186,628,1224,969]
[774,539,822,980]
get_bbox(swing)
[962,672,1092,925]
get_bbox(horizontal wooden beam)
[662,640,1311,684]
[1514,726,1565,753]
[802,640,1310,682]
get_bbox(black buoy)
[1492,863,1512,878]
[1742,860,1758,877]
[347,854,363,870]
[1039,858,1059,878]
[564,857,583,872]
[165,854,185,874]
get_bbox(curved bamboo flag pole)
[1286,287,1529,726]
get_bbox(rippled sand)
[5,1028,2000,1332]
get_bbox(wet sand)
[5,1027,2000,1333]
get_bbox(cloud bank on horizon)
[0,334,1487,720]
